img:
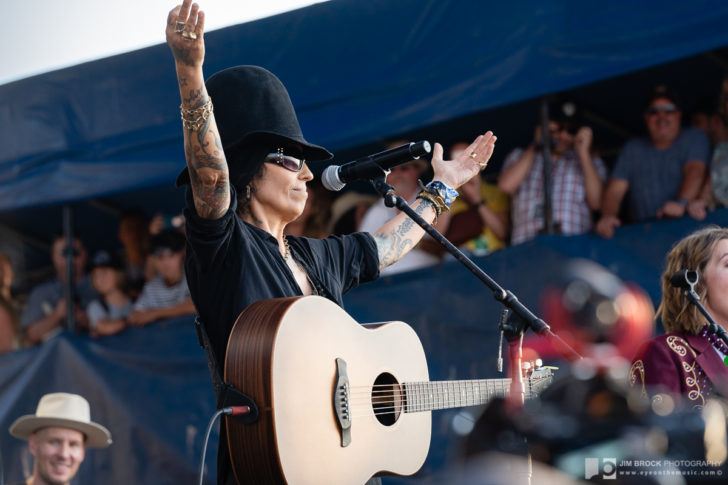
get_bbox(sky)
[2,0,324,85]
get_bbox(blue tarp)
[2,0,728,211]
[2,210,727,484]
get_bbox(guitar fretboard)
[403,378,535,413]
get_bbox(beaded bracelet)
[416,190,444,223]
[180,98,213,131]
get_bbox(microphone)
[322,141,431,191]
[669,269,699,291]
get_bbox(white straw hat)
[9,393,112,448]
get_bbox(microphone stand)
[683,286,728,348]
[372,177,575,485]
[371,177,582,363]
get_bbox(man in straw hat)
[8,392,111,485]
[166,1,495,483]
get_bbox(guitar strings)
[344,387,543,412]
[345,388,538,405]
[348,383,513,395]
[346,380,514,394]
[346,378,548,397]
[346,393,531,410]
[347,385,543,402]
[346,378,545,393]
[346,387,543,417]
[340,383,548,419]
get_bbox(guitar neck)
[403,378,530,413]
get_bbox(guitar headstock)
[523,360,556,398]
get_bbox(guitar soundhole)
[372,373,402,426]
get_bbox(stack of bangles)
[416,181,459,222]
[180,98,213,131]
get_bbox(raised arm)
[166,1,229,219]
[372,133,496,270]
[573,126,604,211]
[498,126,541,195]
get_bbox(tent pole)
[540,98,555,235]
[63,205,76,333]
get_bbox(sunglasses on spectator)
[646,104,678,115]
[264,149,305,172]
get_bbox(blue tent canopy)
[2,0,728,212]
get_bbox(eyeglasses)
[646,104,678,115]
[264,148,305,172]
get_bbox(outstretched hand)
[166,0,206,68]
[431,132,496,189]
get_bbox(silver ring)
[181,30,198,40]
[174,21,186,33]
[469,151,478,159]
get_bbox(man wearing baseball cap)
[8,392,111,485]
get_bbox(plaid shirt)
[503,148,606,245]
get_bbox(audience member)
[327,191,378,236]
[629,226,728,405]
[127,229,194,326]
[445,142,509,255]
[86,250,132,338]
[690,95,728,148]
[359,141,443,275]
[498,106,606,245]
[687,79,728,219]
[285,179,332,238]
[0,250,13,301]
[20,235,97,345]
[117,208,152,298]
[596,85,710,238]
[148,212,185,236]
[8,392,112,485]
[0,251,20,353]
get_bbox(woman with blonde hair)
[629,225,728,407]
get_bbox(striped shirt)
[133,274,190,311]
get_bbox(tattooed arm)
[166,0,229,220]
[372,134,496,270]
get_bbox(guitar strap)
[194,316,258,423]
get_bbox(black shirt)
[184,186,380,484]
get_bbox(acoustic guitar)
[224,295,553,485]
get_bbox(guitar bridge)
[333,357,351,447]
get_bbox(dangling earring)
[245,185,251,200]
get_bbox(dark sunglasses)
[646,104,678,115]
[264,149,305,172]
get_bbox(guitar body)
[225,296,431,485]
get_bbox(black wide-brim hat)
[176,65,332,189]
